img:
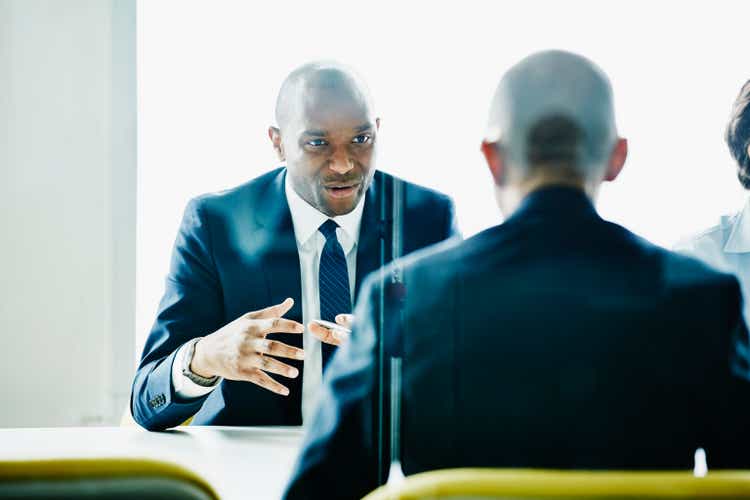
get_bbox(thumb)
[335,314,354,328]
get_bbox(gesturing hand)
[191,298,305,396]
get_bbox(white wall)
[0,0,135,427]
[137,1,750,357]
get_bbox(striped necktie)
[318,219,352,370]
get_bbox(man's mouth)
[323,182,360,199]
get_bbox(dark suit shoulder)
[189,167,283,216]
[660,242,741,295]
[396,215,740,302]
[359,234,462,302]
[600,221,742,292]
[574,220,743,325]
[397,222,495,279]
[379,171,458,243]
[575,218,741,298]
[380,171,453,210]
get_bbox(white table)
[0,426,305,499]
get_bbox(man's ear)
[375,117,380,131]
[268,126,285,161]
[481,140,505,186]
[604,138,628,182]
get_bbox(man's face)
[276,90,378,217]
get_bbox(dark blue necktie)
[318,219,352,370]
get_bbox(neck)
[495,172,600,217]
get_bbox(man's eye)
[306,139,328,147]
[352,134,371,144]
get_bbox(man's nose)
[329,148,354,174]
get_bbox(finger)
[243,368,290,396]
[333,329,350,344]
[253,317,304,335]
[252,355,299,379]
[246,297,294,320]
[309,322,347,346]
[309,322,338,345]
[253,338,305,360]
[335,314,354,329]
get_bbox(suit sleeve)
[284,275,384,500]
[130,197,225,431]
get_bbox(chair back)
[363,468,750,500]
[0,457,219,500]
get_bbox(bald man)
[284,51,750,499]
[130,62,458,430]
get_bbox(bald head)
[486,50,618,179]
[275,62,375,132]
[269,61,379,217]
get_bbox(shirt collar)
[284,170,365,253]
[724,197,750,253]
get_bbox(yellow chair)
[0,457,219,499]
[363,468,750,499]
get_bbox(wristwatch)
[182,338,221,387]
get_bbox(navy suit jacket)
[285,187,750,500]
[131,167,458,431]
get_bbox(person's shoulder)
[380,171,453,208]
[576,217,739,298]
[361,224,497,297]
[661,247,743,331]
[359,233,463,296]
[400,222,508,273]
[188,167,284,215]
[660,236,739,292]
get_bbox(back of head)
[486,50,618,181]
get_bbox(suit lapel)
[252,169,304,423]
[257,169,389,310]
[255,169,303,346]
[250,169,387,422]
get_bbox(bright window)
[137,1,749,357]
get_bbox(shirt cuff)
[171,341,222,400]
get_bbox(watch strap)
[181,338,221,387]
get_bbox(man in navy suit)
[130,62,458,431]
[284,51,750,499]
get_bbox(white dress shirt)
[171,173,365,424]
[675,197,750,325]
